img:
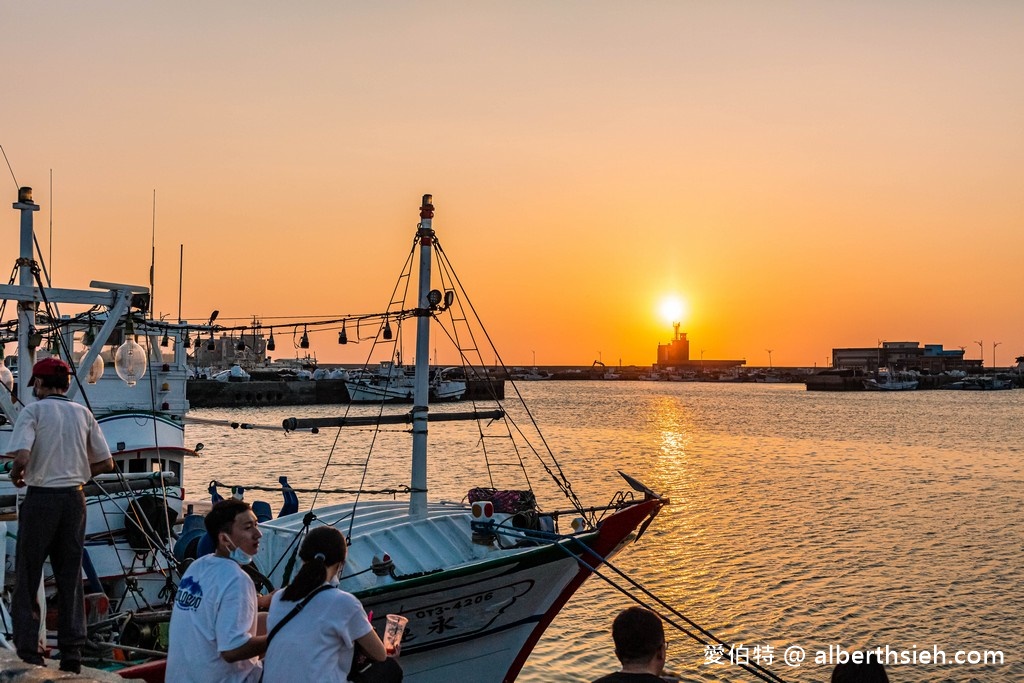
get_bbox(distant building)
[655,324,744,371]
[193,332,269,370]
[832,341,981,373]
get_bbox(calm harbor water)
[186,382,1023,682]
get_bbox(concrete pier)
[0,650,136,681]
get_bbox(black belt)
[27,485,84,493]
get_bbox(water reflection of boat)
[863,368,918,391]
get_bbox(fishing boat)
[1,188,664,679]
[0,187,197,654]
[187,195,666,682]
[345,360,467,403]
[862,367,918,391]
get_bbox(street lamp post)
[993,342,1001,371]
[700,348,705,374]
[765,349,773,370]
[974,340,984,368]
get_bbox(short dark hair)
[38,373,71,390]
[204,499,252,538]
[832,662,889,683]
[612,607,664,664]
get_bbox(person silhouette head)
[831,661,889,682]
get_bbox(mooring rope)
[493,525,787,683]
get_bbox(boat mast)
[14,187,40,402]
[410,194,434,518]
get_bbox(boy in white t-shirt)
[167,499,268,683]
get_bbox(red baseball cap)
[29,356,71,383]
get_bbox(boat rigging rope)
[336,242,416,540]
[497,525,787,683]
[26,269,185,606]
[431,239,590,520]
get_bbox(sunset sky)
[3,2,1022,367]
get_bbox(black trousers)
[13,487,87,664]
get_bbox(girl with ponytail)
[262,527,387,682]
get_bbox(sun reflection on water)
[186,382,1024,682]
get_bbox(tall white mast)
[14,187,40,402]
[410,194,434,518]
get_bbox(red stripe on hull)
[502,498,663,682]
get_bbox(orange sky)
[2,3,1022,367]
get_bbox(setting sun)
[658,296,688,325]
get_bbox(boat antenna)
[48,169,53,277]
[177,243,184,323]
[150,189,156,316]
[0,144,19,192]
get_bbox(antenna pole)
[150,189,156,316]
[178,244,184,323]
[48,170,53,276]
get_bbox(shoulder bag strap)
[265,584,334,645]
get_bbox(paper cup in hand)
[383,614,408,655]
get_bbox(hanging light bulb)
[161,331,170,347]
[86,354,104,384]
[207,331,215,351]
[267,328,276,352]
[48,334,61,355]
[338,321,348,345]
[299,326,310,349]
[183,330,192,348]
[236,336,246,351]
[114,337,146,387]
[383,317,393,340]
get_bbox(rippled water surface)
[187,382,1024,682]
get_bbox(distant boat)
[944,375,1014,391]
[345,361,467,403]
[211,363,250,382]
[863,368,918,391]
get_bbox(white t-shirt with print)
[167,554,261,683]
[262,585,374,683]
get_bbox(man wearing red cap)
[6,356,114,672]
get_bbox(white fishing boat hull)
[345,378,415,403]
[430,379,466,401]
[256,497,662,683]
[862,379,918,391]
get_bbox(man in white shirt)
[167,499,268,682]
[7,356,114,673]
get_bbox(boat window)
[127,458,147,474]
